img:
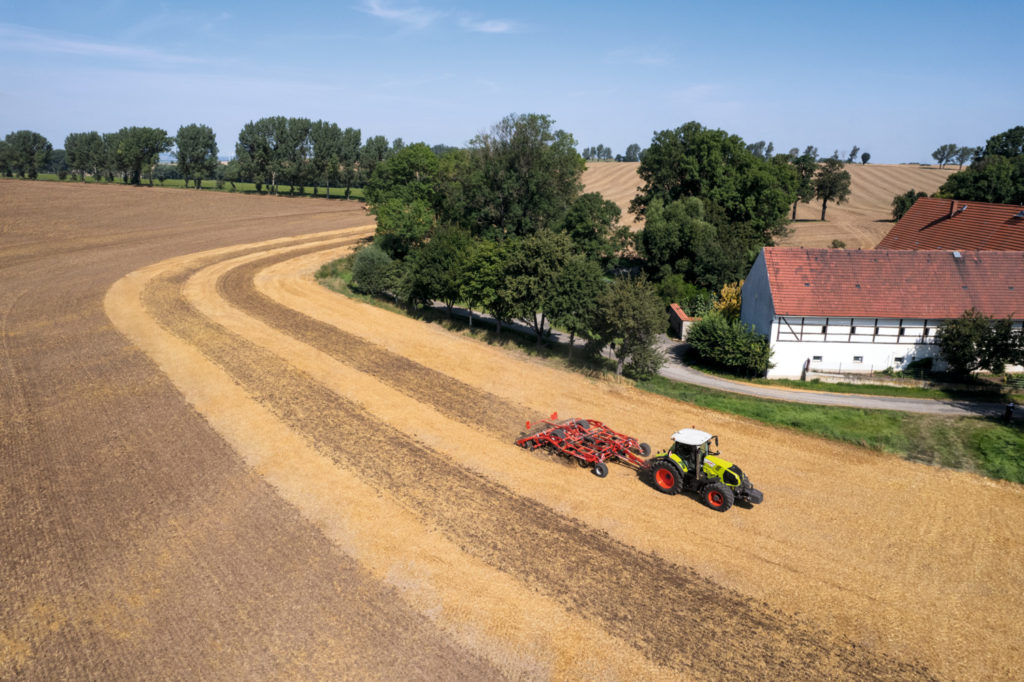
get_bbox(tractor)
[647,428,763,512]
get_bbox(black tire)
[575,457,590,468]
[575,419,591,430]
[551,428,566,439]
[701,482,735,512]
[592,461,608,478]
[649,459,682,494]
[639,442,652,457]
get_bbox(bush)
[686,310,772,376]
[350,244,398,297]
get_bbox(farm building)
[877,197,1024,250]
[740,247,1024,379]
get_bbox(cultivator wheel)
[649,460,682,495]
[701,482,734,512]
[592,462,608,478]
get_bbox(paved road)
[656,337,1020,420]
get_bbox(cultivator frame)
[515,412,650,478]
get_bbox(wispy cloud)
[359,0,440,30]
[459,17,518,34]
[0,23,204,64]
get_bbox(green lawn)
[31,173,365,200]
[637,375,1024,483]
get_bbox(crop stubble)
[132,236,930,679]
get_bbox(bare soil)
[3,179,1022,679]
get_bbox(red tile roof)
[876,197,1024,250]
[669,302,695,321]
[762,247,1024,319]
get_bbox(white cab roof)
[672,428,713,446]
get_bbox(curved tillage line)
[113,231,678,680]
[180,240,931,678]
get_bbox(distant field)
[782,163,957,249]
[581,161,959,249]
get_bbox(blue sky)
[1,1,1020,163]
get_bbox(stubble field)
[2,180,1022,679]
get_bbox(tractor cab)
[667,428,717,473]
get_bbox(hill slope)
[581,161,959,248]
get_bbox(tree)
[460,113,585,239]
[460,239,509,331]
[789,149,819,220]
[359,135,390,185]
[504,229,577,346]
[982,126,1024,158]
[939,127,1024,204]
[860,152,871,165]
[555,192,625,265]
[623,143,641,162]
[593,275,666,378]
[931,143,958,168]
[113,127,172,185]
[65,131,103,180]
[846,145,860,164]
[309,120,344,197]
[0,139,11,176]
[953,146,974,170]
[714,281,742,322]
[891,189,928,221]
[4,130,52,179]
[637,196,747,290]
[813,157,851,220]
[935,309,1023,376]
[373,198,435,260]
[631,122,798,258]
[365,142,439,207]
[401,225,470,315]
[236,118,274,192]
[547,253,606,356]
[174,124,218,189]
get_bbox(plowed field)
[3,180,1023,679]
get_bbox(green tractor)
[647,428,763,512]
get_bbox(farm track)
[136,236,931,679]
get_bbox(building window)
[812,355,822,362]
[853,356,864,363]
[895,356,905,364]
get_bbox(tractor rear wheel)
[592,462,608,478]
[701,482,734,512]
[650,460,682,494]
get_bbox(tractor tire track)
[220,249,530,438]
[142,238,933,680]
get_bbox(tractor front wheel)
[701,482,735,512]
[592,462,608,478]
[650,460,682,495]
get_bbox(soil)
[3,179,1022,679]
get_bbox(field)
[35,172,366,199]
[3,180,1024,679]
[581,161,958,248]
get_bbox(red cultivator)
[515,412,651,478]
